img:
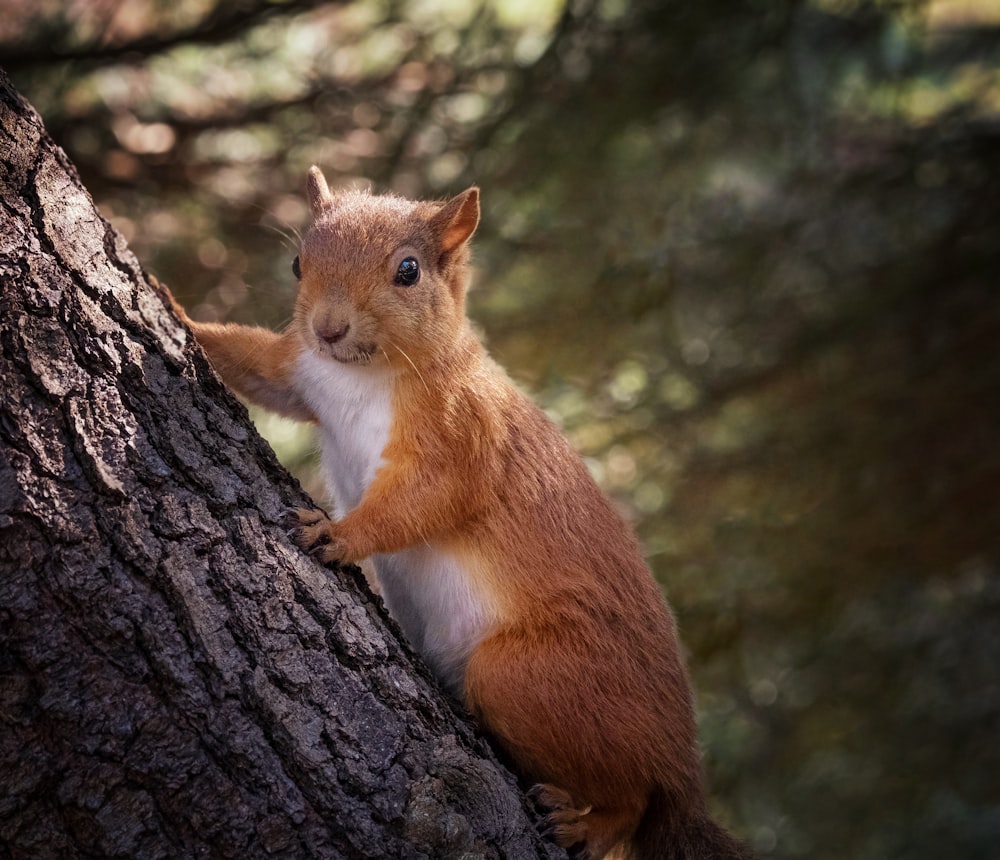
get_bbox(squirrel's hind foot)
[530,784,592,856]
[529,783,639,860]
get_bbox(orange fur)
[173,167,748,860]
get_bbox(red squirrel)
[170,166,750,860]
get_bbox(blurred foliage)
[4,0,1000,856]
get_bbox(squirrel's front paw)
[285,507,349,565]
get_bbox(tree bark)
[0,71,562,860]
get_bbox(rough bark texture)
[0,71,563,860]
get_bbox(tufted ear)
[430,187,480,254]
[306,166,335,217]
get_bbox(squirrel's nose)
[316,321,350,345]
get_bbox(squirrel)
[169,166,751,860]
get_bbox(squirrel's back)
[449,362,708,835]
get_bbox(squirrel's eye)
[292,255,301,279]
[394,256,420,287]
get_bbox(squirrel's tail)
[631,787,754,860]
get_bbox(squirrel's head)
[292,165,479,371]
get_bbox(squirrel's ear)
[431,187,480,254]
[307,166,335,217]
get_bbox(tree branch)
[2,0,338,72]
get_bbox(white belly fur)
[293,351,496,692]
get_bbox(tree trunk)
[0,71,562,860]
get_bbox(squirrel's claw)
[528,783,592,854]
[285,506,349,565]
